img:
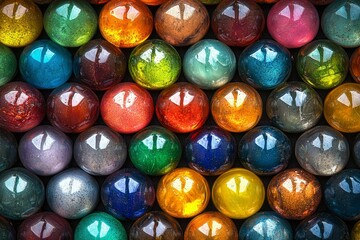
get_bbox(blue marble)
[185,126,236,175]
[101,168,155,220]
[238,39,292,90]
[324,169,360,220]
[0,128,17,173]
[354,133,360,168]
[238,126,291,175]
[183,39,236,89]
[295,212,349,240]
[239,211,293,240]
[19,40,72,89]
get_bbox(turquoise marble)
[0,44,16,86]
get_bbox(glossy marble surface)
[350,47,360,83]
[0,44,16,86]
[140,0,168,5]
[352,220,360,240]
[0,216,15,240]
[0,128,17,173]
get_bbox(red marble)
[0,81,45,132]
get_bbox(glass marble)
[47,83,99,133]
[350,47,360,83]
[183,39,236,90]
[99,0,153,48]
[238,125,291,176]
[324,169,360,220]
[19,125,72,176]
[0,216,15,240]
[44,0,97,47]
[129,126,181,176]
[129,211,182,240]
[212,0,265,47]
[352,220,360,240]
[73,39,127,91]
[156,82,209,133]
[0,0,43,47]
[267,0,319,48]
[17,212,73,240]
[0,167,44,220]
[74,212,127,240]
[74,125,127,176]
[155,0,209,46]
[296,40,349,89]
[324,83,360,133]
[129,39,181,90]
[354,134,360,168]
[211,82,262,133]
[101,82,154,134]
[0,128,17,173]
[0,44,16,86]
[212,168,265,219]
[295,212,349,240]
[238,39,292,90]
[157,168,210,218]
[0,81,45,132]
[47,168,99,219]
[20,40,72,89]
[266,81,323,133]
[322,0,360,48]
[295,126,349,176]
[140,0,168,5]
[101,168,155,220]
[267,168,322,220]
[239,211,293,240]
[184,211,237,240]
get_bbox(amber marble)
[350,47,360,83]
[267,168,322,220]
[140,0,168,5]
[352,220,360,240]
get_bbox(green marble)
[129,126,181,176]
[74,212,127,240]
[44,0,97,47]
[128,39,181,90]
[296,40,349,89]
[0,44,16,86]
[0,128,17,173]
[0,168,44,220]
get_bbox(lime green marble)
[0,44,16,86]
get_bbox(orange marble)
[140,0,168,5]
[350,47,360,83]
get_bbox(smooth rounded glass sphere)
[350,47,360,83]
[352,220,360,240]
[0,44,16,86]
[0,128,17,173]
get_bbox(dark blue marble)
[101,168,156,220]
[185,126,236,175]
[354,133,360,168]
[295,212,349,240]
[324,169,360,220]
[238,126,291,175]
[238,39,292,90]
[0,128,17,173]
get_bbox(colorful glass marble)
[0,44,16,86]
[184,211,238,240]
[129,126,181,176]
[140,0,168,5]
[129,39,181,90]
[99,0,153,48]
[239,211,293,240]
[295,212,349,240]
[17,212,73,240]
[74,125,127,176]
[352,220,360,240]
[101,82,154,134]
[212,0,265,47]
[266,81,323,133]
[324,83,360,133]
[0,81,45,132]
[238,39,292,90]
[47,83,99,133]
[0,128,17,173]
[325,169,360,220]
[74,212,127,240]
[73,39,127,91]
[0,167,44,220]
[0,0,43,47]
[101,168,155,220]
[20,40,72,89]
[0,216,15,240]
[183,39,236,90]
[354,134,360,168]
[322,0,360,48]
[351,47,360,83]
[267,0,319,48]
[211,82,262,133]
[212,168,265,219]
[129,211,182,240]
[185,126,236,176]
[155,0,209,46]
[156,82,209,133]
[295,126,349,176]
[47,168,99,219]
[44,0,97,47]
[157,168,210,218]
[267,168,322,220]
[238,125,291,176]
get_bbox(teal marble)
[0,128,17,173]
[0,44,16,86]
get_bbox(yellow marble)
[352,220,360,240]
